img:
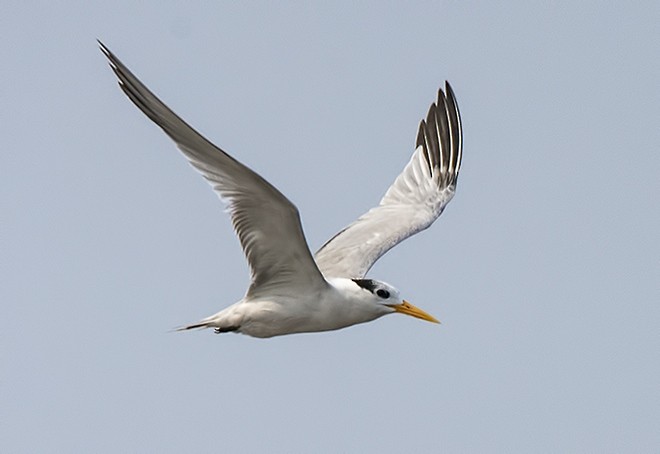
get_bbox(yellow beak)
[388,300,440,324]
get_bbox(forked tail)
[175,314,217,331]
[176,321,211,331]
[176,315,240,333]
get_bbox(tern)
[100,41,462,338]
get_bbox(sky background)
[3,1,659,452]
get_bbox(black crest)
[352,279,378,293]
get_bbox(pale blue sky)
[3,1,659,452]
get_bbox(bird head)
[351,278,439,323]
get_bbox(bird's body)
[100,41,463,338]
[194,278,391,338]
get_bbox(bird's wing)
[99,42,328,298]
[314,83,462,278]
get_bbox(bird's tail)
[175,315,216,331]
[175,306,241,333]
[176,322,209,331]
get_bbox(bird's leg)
[214,326,239,334]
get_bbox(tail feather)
[176,315,217,331]
[176,321,211,331]
[175,307,240,333]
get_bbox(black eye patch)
[376,289,390,299]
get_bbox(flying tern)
[99,41,462,338]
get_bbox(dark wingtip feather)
[443,81,463,185]
[425,103,441,172]
[97,40,114,64]
[413,82,463,189]
[416,119,426,150]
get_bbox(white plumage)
[100,41,463,338]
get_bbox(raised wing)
[314,83,462,278]
[99,42,328,297]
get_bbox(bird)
[99,41,462,338]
